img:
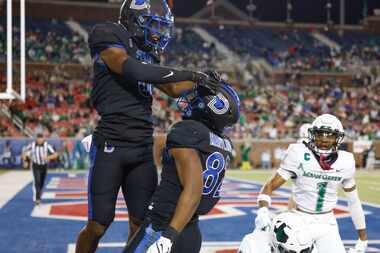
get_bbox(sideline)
[0,170,32,209]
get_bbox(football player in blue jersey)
[75,1,221,252]
[123,82,240,253]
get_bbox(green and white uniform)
[277,142,355,253]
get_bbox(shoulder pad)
[166,120,209,150]
[89,22,130,56]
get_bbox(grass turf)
[0,169,8,176]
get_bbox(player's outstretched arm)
[157,70,223,97]
[145,148,203,253]
[169,148,203,233]
[156,81,194,98]
[343,185,368,253]
[259,173,287,208]
[100,47,207,86]
[255,173,287,231]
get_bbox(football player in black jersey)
[75,1,221,252]
[123,82,240,253]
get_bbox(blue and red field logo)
[1,173,380,253]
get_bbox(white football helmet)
[308,114,344,154]
[271,212,314,253]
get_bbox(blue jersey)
[88,22,159,146]
[149,120,233,225]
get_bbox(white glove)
[239,229,271,253]
[81,134,92,153]
[147,236,173,253]
[348,239,368,253]
[255,207,272,231]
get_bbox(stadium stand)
[0,16,379,141]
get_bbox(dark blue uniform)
[125,119,233,253]
[87,22,159,225]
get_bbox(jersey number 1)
[316,182,328,212]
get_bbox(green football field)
[227,169,380,205]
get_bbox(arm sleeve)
[277,145,299,180]
[166,121,206,150]
[89,24,197,84]
[344,189,366,230]
[122,57,196,84]
[341,153,356,189]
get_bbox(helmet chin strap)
[303,141,338,171]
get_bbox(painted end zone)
[0,173,379,253]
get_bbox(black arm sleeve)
[122,57,198,84]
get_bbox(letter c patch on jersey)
[304,153,310,161]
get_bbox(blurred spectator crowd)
[231,80,380,141]
[1,68,96,138]
[0,18,88,64]
[1,70,379,141]
[0,18,380,140]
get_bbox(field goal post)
[0,0,25,101]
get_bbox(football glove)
[146,236,172,253]
[255,207,272,231]
[348,239,368,253]
[191,70,222,94]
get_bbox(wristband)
[258,194,272,206]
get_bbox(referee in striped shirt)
[23,133,57,205]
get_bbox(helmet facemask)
[176,84,240,133]
[119,0,174,51]
[176,86,205,118]
[273,244,314,253]
[308,127,344,155]
[138,13,174,51]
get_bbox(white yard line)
[0,170,32,209]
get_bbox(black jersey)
[149,119,233,225]
[88,22,159,146]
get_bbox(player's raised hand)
[191,70,222,94]
[255,207,272,231]
[348,239,368,253]
[146,236,173,253]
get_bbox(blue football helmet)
[177,82,241,133]
[119,0,174,51]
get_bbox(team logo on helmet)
[207,93,230,115]
[130,0,149,10]
[274,223,289,243]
